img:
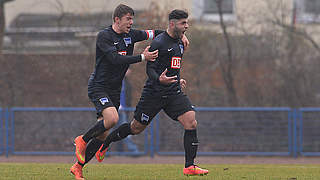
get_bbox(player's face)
[118,13,134,33]
[173,18,189,38]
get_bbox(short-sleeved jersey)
[88,26,160,96]
[143,31,184,96]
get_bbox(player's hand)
[143,46,158,62]
[180,79,187,88]
[181,34,189,51]
[159,68,178,84]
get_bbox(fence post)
[288,110,292,157]
[292,108,298,158]
[155,115,159,155]
[0,108,2,155]
[144,121,149,156]
[150,118,154,158]
[298,109,303,157]
[5,108,9,157]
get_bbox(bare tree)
[0,2,4,55]
[260,0,320,107]
[0,0,13,54]
[0,0,14,107]
[215,0,238,106]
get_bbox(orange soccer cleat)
[74,135,87,164]
[70,162,85,180]
[183,165,209,176]
[95,144,108,162]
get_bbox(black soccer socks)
[100,123,132,151]
[82,120,107,143]
[84,138,104,164]
[184,129,199,168]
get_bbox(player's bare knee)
[103,116,117,129]
[102,107,119,128]
[189,119,197,129]
[182,118,196,129]
[130,127,141,135]
[110,116,119,127]
[130,119,146,135]
[130,124,144,135]
[179,111,197,129]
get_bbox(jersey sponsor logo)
[171,57,181,69]
[118,51,127,55]
[123,37,132,47]
[114,42,119,45]
[179,44,184,54]
[168,48,173,52]
[99,97,109,105]
[141,113,149,123]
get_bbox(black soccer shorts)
[89,92,120,118]
[134,92,195,125]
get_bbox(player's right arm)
[131,29,189,50]
[97,31,157,64]
[159,68,178,84]
[131,29,164,43]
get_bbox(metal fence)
[298,108,320,156]
[7,107,148,157]
[0,108,3,155]
[155,107,293,156]
[1,107,320,157]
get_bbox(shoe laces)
[190,164,205,170]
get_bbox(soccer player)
[70,4,189,180]
[96,9,209,176]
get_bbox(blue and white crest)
[99,97,109,105]
[123,37,132,47]
[141,113,149,123]
[179,44,184,54]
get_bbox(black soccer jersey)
[88,26,162,96]
[144,31,184,95]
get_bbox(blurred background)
[0,0,320,157]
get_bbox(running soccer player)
[70,4,189,180]
[97,9,209,176]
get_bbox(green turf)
[0,163,320,180]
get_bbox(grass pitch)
[0,163,320,180]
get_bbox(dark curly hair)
[169,9,188,20]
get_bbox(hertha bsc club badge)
[141,113,149,123]
[99,97,109,105]
[179,44,184,54]
[123,37,132,47]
